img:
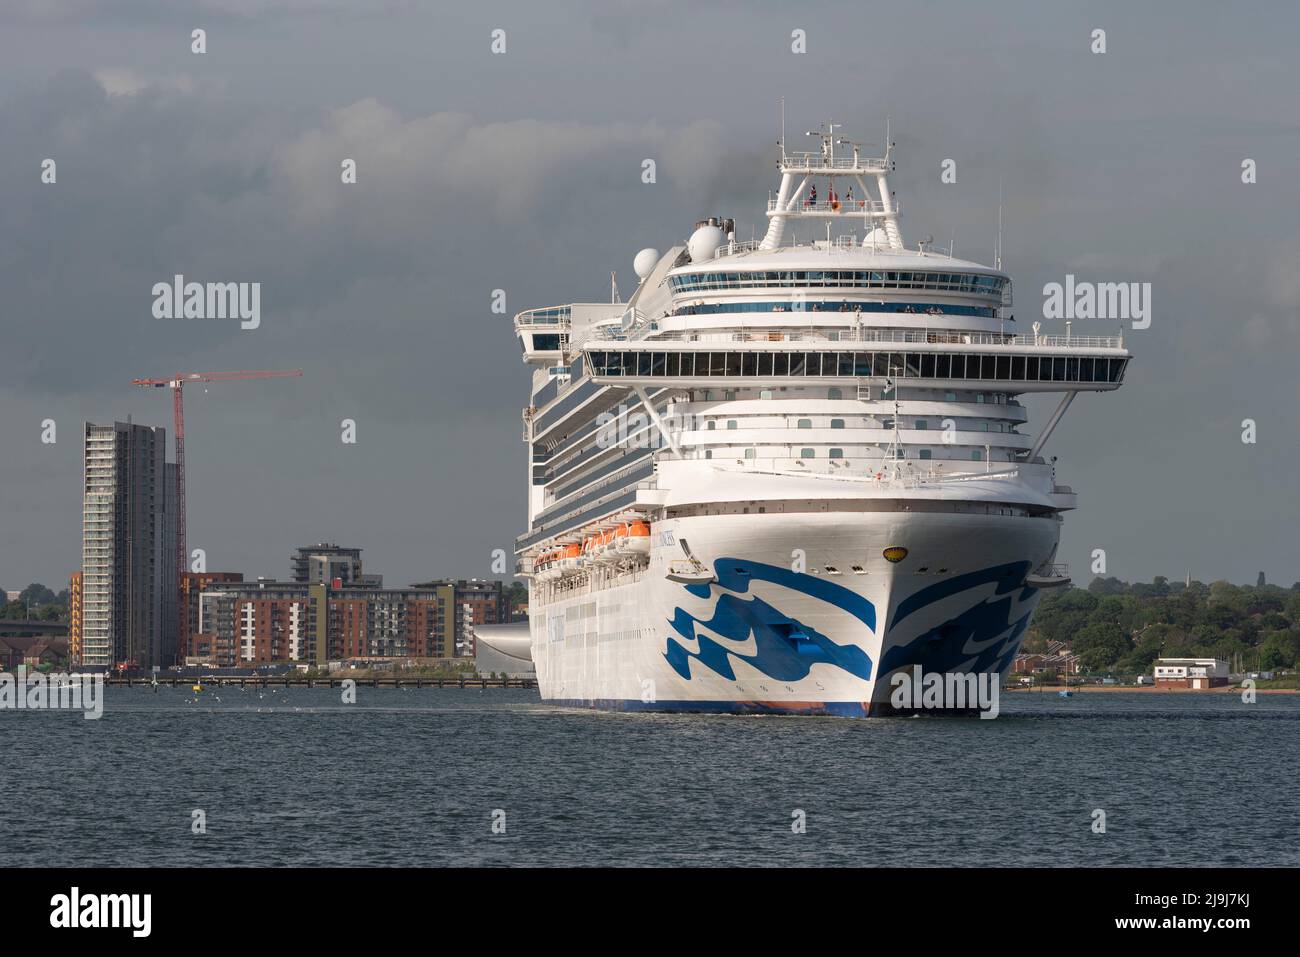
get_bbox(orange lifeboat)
[625,521,651,556]
[559,543,582,573]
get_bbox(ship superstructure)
[504,124,1130,715]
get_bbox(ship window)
[665,352,680,377]
[971,450,983,461]
[704,450,712,459]
[919,449,932,460]
[800,448,816,458]
[758,353,774,377]
[725,353,742,377]
[742,353,758,376]
[773,353,789,376]
[828,387,842,400]
[976,393,985,404]
[1051,357,1067,381]
[727,420,738,430]
[854,353,872,376]
[837,353,853,376]
[829,448,844,459]
[744,448,756,459]
[947,355,962,378]
[1011,356,1026,380]
[996,355,1010,379]
[915,420,928,430]
[797,419,812,429]
[637,352,652,376]
[760,389,774,400]
[706,420,716,430]
[790,353,807,376]
[831,419,845,429]
[651,352,666,376]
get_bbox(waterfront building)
[179,572,244,661]
[81,421,178,669]
[290,544,380,587]
[1153,658,1229,689]
[190,579,465,667]
[409,579,507,657]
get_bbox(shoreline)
[1006,684,1298,694]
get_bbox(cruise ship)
[488,124,1130,715]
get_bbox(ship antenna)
[780,97,786,163]
[996,178,1004,270]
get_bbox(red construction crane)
[132,369,302,662]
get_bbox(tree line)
[1025,576,1300,673]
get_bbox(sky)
[1,0,1298,591]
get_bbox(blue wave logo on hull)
[880,561,1036,676]
[666,558,875,683]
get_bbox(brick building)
[189,580,464,667]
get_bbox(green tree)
[19,583,58,606]
[1074,622,1131,671]
[1259,631,1300,670]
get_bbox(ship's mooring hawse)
[508,122,1130,716]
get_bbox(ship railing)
[711,239,765,256]
[514,306,573,327]
[780,152,890,172]
[707,459,1025,489]
[768,199,894,215]
[611,329,1125,349]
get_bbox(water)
[4,688,1297,867]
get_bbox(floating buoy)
[192,684,203,693]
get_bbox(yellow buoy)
[192,684,202,693]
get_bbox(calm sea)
[3,688,1297,867]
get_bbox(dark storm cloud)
[2,0,1298,589]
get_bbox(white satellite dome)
[687,224,726,263]
[862,228,891,247]
[633,248,659,280]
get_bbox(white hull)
[529,509,1058,715]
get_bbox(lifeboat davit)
[596,528,619,565]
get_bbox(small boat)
[1058,689,1073,698]
[666,561,716,585]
